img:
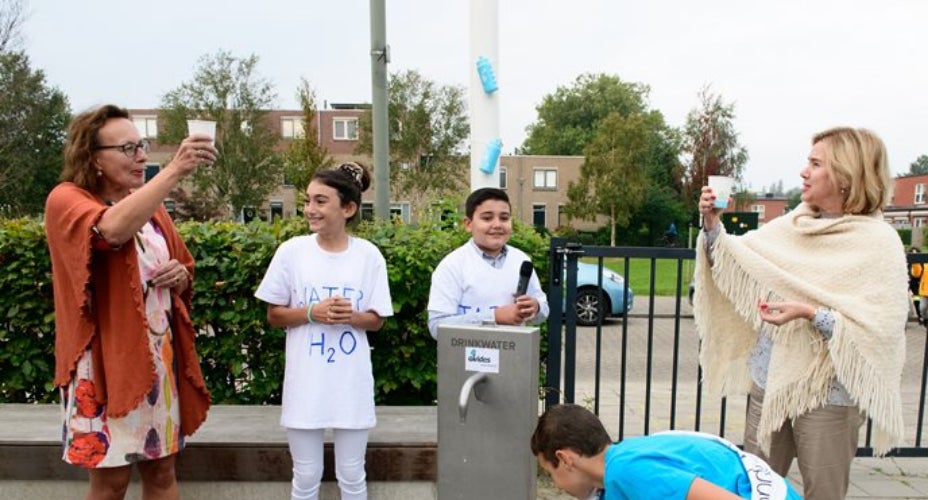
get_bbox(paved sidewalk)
[3,404,928,499]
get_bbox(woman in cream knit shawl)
[694,127,907,500]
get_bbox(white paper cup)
[187,119,216,144]
[708,175,734,209]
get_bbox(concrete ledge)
[0,404,437,482]
[0,480,437,500]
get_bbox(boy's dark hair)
[312,162,371,225]
[465,187,510,219]
[530,404,612,467]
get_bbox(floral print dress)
[61,221,183,468]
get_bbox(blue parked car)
[571,261,635,326]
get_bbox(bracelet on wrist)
[306,303,316,324]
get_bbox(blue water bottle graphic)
[480,138,503,174]
[476,56,498,94]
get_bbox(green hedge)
[0,215,549,405]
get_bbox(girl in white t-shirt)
[255,163,393,500]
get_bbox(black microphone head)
[515,260,534,296]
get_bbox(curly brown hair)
[60,104,130,192]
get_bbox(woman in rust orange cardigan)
[45,105,213,499]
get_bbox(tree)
[0,0,26,54]
[0,51,70,216]
[281,78,333,194]
[635,126,686,244]
[163,186,226,222]
[159,51,282,219]
[731,188,757,211]
[565,112,656,246]
[526,73,683,244]
[680,86,748,213]
[521,73,651,156]
[785,187,802,210]
[909,155,928,176]
[356,69,469,220]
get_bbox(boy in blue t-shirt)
[531,404,802,500]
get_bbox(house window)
[361,202,374,221]
[751,204,766,219]
[391,203,411,222]
[333,118,359,140]
[132,116,158,139]
[361,202,410,222]
[533,203,546,228]
[533,168,557,190]
[269,201,284,221]
[499,166,508,189]
[916,184,926,204]
[557,204,566,227]
[281,117,304,138]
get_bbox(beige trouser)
[744,384,864,500]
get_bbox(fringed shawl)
[694,202,907,456]
[45,182,211,436]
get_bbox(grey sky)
[23,0,928,192]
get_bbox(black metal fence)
[544,237,928,457]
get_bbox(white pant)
[287,428,369,500]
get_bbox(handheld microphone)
[515,261,533,297]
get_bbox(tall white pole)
[469,0,500,190]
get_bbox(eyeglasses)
[93,140,150,158]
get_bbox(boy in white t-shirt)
[427,187,549,339]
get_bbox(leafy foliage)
[680,86,748,212]
[282,78,334,193]
[521,73,651,156]
[909,155,928,176]
[0,218,55,402]
[731,189,757,212]
[0,0,25,54]
[0,214,550,405]
[524,73,684,244]
[356,69,470,220]
[159,51,282,218]
[568,112,655,246]
[0,51,71,217]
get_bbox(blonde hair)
[812,127,891,215]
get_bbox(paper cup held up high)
[187,119,216,144]
[708,175,734,209]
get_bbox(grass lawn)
[581,257,695,296]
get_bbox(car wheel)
[574,288,610,327]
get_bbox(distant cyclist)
[662,222,678,247]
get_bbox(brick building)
[128,107,597,231]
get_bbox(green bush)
[0,218,56,402]
[0,214,549,405]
